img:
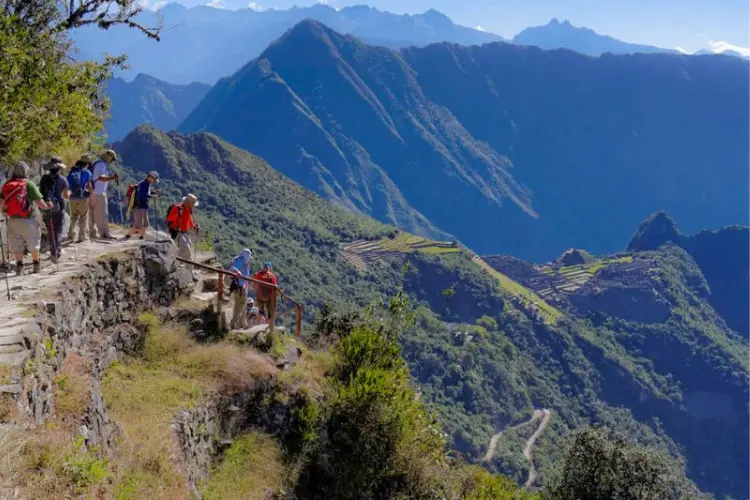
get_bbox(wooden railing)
[176,256,303,337]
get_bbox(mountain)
[513,18,677,56]
[180,20,749,262]
[628,211,749,337]
[104,73,210,141]
[112,125,746,498]
[71,3,501,84]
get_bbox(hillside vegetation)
[180,19,748,262]
[112,126,747,498]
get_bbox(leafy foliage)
[546,427,704,500]
[0,0,161,164]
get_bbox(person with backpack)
[165,193,200,258]
[124,171,160,241]
[228,248,253,329]
[0,162,51,275]
[66,155,93,243]
[88,149,119,240]
[253,261,279,334]
[39,158,71,263]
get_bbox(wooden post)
[217,272,224,330]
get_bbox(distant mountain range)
[512,18,678,56]
[105,74,210,141]
[73,3,500,84]
[178,20,749,262]
[77,4,747,86]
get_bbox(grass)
[0,365,12,385]
[476,259,562,323]
[101,312,277,499]
[54,353,91,423]
[200,432,285,500]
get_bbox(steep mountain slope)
[71,3,500,84]
[181,20,749,262]
[627,211,749,337]
[513,19,677,56]
[113,126,746,498]
[105,74,210,141]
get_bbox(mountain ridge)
[105,74,210,141]
[180,20,749,262]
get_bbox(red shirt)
[253,270,278,300]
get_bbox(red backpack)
[165,203,183,230]
[1,179,31,217]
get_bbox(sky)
[158,0,750,55]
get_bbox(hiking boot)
[15,261,23,276]
[32,261,40,274]
[123,235,131,241]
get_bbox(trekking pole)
[0,218,11,299]
[67,203,78,262]
[47,214,59,273]
[115,178,125,227]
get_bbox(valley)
[1,3,748,498]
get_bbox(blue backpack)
[67,167,85,199]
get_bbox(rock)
[201,276,219,292]
[140,241,177,276]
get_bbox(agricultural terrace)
[341,233,459,269]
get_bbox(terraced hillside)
[341,233,459,270]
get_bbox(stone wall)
[21,241,193,429]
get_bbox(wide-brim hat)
[182,193,199,206]
[44,160,66,170]
[78,154,92,164]
[103,149,117,161]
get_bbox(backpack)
[166,203,183,230]
[126,183,137,200]
[41,174,66,213]
[1,179,31,218]
[67,167,85,199]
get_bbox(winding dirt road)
[523,409,552,488]
[482,409,553,488]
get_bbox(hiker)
[253,261,279,333]
[89,150,119,240]
[228,248,253,329]
[246,297,260,326]
[66,155,93,243]
[0,162,51,275]
[166,194,199,258]
[124,171,160,241]
[39,158,71,263]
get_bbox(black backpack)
[41,173,66,213]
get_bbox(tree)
[0,0,162,164]
[546,427,706,500]
[441,283,456,317]
[1,0,161,39]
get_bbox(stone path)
[0,228,213,396]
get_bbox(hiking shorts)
[7,217,40,253]
[133,208,149,229]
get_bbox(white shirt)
[92,160,109,195]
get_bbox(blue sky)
[157,0,749,54]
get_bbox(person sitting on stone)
[245,297,260,326]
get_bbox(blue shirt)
[135,180,151,209]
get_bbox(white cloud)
[317,0,332,4]
[137,0,167,10]
[206,0,225,8]
[247,1,264,10]
[675,47,693,55]
[475,25,485,32]
[706,39,750,57]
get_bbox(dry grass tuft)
[55,353,92,423]
[200,432,284,500]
